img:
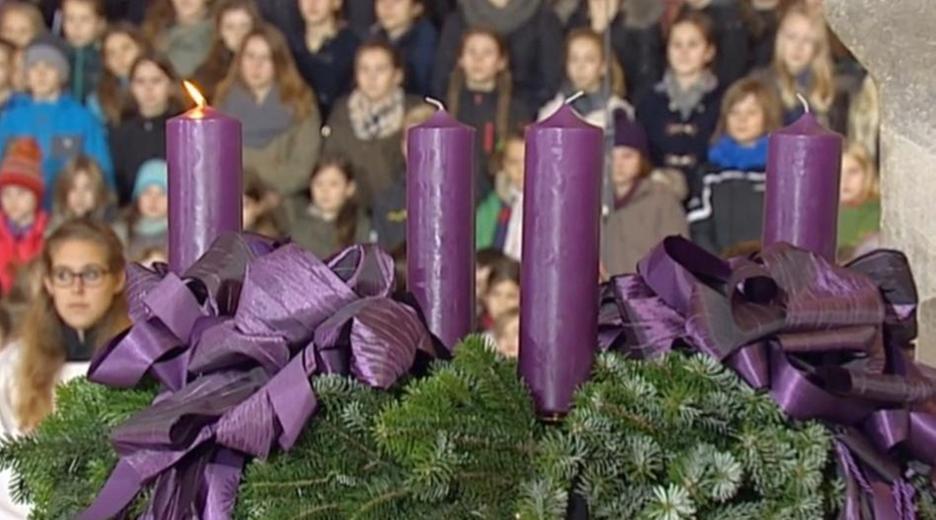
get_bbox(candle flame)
[183,80,207,110]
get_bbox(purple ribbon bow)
[601,237,936,520]
[79,234,434,520]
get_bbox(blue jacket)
[373,18,438,97]
[0,94,114,207]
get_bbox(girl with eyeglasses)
[0,218,128,517]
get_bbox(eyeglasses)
[50,266,110,288]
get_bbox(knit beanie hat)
[613,108,649,156]
[23,37,70,81]
[133,159,168,199]
[0,138,45,199]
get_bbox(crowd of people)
[0,1,884,490]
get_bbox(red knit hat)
[0,138,44,199]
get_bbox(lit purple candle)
[167,82,243,273]
[762,110,842,260]
[406,106,475,350]
[519,104,603,418]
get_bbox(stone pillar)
[825,0,936,366]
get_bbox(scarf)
[708,135,769,170]
[4,216,34,239]
[221,84,295,148]
[657,69,718,120]
[460,0,542,36]
[348,88,405,141]
[134,216,168,237]
[565,83,612,118]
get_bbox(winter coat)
[371,175,406,253]
[838,198,880,254]
[109,110,174,206]
[635,83,721,199]
[243,110,322,198]
[0,94,114,207]
[67,42,103,105]
[686,165,766,256]
[0,212,48,295]
[287,27,360,118]
[602,179,687,276]
[322,94,422,209]
[285,197,372,260]
[373,18,438,97]
[432,1,563,111]
[159,20,214,78]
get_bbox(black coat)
[635,85,722,199]
[431,5,563,111]
[686,164,765,255]
[109,111,172,206]
[372,19,439,97]
[287,27,361,118]
[567,9,664,102]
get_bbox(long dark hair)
[97,23,150,124]
[447,28,512,150]
[310,157,360,249]
[193,0,262,99]
[125,52,187,119]
[16,219,129,431]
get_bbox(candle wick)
[424,97,446,111]
[795,92,810,114]
[565,91,585,105]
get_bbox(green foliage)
[0,379,156,519]
[2,338,934,520]
[518,352,836,520]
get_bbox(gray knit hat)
[23,39,69,80]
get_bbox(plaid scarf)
[348,88,405,140]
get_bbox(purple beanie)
[613,109,649,156]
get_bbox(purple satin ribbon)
[80,234,434,520]
[607,236,936,519]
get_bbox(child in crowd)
[602,110,687,276]
[475,247,504,310]
[287,157,371,259]
[49,155,114,231]
[115,159,168,261]
[476,132,524,261]
[371,103,435,252]
[568,0,664,102]
[680,0,750,87]
[479,255,520,333]
[110,53,183,206]
[0,2,44,49]
[755,2,835,126]
[323,41,421,209]
[492,307,519,358]
[137,246,167,267]
[636,12,721,201]
[539,28,630,132]
[0,138,47,295]
[90,23,148,124]
[0,37,114,207]
[432,0,563,111]
[243,169,286,237]
[372,0,437,96]
[288,0,360,117]
[61,0,107,105]
[837,142,880,261]
[687,78,781,255]
[0,38,18,111]
[193,0,261,99]
[142,0,214,78]
[446,28,530,196]
[217,25,322,198]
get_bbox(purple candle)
[762,111,842,260]
[519,104,603,418]
[167,82,243,273]
[406,106,475,350]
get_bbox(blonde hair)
[714,77,783,141]
[772,3,834,113]
[847,75,879,162]
[843,141,879,204]
[565,28,626,99]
